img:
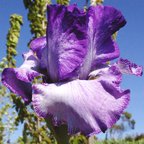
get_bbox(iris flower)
[2,5,143,135]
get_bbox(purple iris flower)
[1,5,143,135]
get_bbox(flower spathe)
[1,4,143,135]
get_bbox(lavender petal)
[32,66,129,135]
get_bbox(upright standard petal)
[2,51,40,103]
[79,6,126,79]
[116,58,143,76]
[46,5,88,82]
[32,66,129,135]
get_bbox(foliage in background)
[23,0,51,39]
[6,15,23,67]
[0,14,23,144]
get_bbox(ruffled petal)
[30,36,46,59]
[79,6,126,79]
[46,5,88,82]
[2,51,40,103]
[116,58,143,76]
[32,67,129,135]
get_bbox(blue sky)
[0,0,144,142]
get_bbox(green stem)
[46,118,70,144]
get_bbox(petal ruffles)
[116,58,143,76]
[32,66,130,135]
[2,51,41,103]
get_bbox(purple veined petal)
[79,6,126,79]
[32,77,130,135]
[87,6,126,42]
[2,51,41,103]
[46,5,88,82]
[95,39,120,63]
[29,36,46,59]
[79,38,120,79]
[116,58,143,76]
[39,47,48,70]
[89,65,122,86]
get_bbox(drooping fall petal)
[32,66,130,135]
[2,51,41,103]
